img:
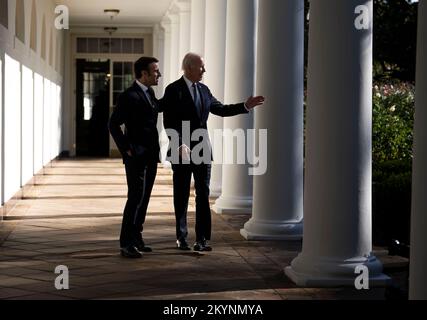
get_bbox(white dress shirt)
[183,75,201,105]
[135,79,154,107]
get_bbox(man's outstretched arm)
[209,88,265,117]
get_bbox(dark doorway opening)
[76,59,110,157]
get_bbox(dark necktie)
[146,87,156,108]
[192,83,202,117]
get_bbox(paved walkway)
[0,159,408,300]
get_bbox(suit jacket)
[109,81,162,163]
[161,77,248,162]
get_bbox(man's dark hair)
[134,56,159,79]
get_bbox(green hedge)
[373,160,412,246]
[373,82,415,163]
[372,82,414,246]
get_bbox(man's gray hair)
[182,52,202,71]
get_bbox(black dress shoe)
[201,239,212,251]
[135,243,153,253]
[176,239,191,250]
[134,238,153,253]
[194,240,212,252]
[120,246,143,258]
[193,241,206,252]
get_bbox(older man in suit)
[162,53,264,252]
[109,57,162,258]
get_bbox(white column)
[152,24,164,94]
[169,12,180,80]
[190,0,206,55]
[153,23,169,164]
[204,0,227,198]
[63,30,74,156]
[178,0,191,64]
[241,0,304,240]
[213,0,255,214]
[0,56,3,208]
[285,0,390,286]
[160,18,172,90]
[410,0,427,300]
[160,18,173,167]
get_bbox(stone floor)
[0,159,409,300]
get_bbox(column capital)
[167,11,179,24]
[153,24,165,41]
[160,17,172,33]
[174,0,191,12]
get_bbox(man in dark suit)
[162,53,264,252]
[109,57,162,258]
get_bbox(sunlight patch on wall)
[34,73,44,174]
[4,54,21,202]
[21,65,34,186]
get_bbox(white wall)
[0,0,64,209]
[0,55,3,214]
[21,64,34,186]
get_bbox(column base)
[209,181,222,198]
[162,161,172,169]
[285,253,391,287]
[241,218,303,240]
[212,196,252,214]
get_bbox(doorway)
[75,59,110,157]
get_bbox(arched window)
[15,0,25,43]
[30,0,37,52]
[0,0,8,28]
[41,15,46,60]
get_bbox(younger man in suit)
[109,57,162,258]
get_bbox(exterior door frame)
[67,29,153,157]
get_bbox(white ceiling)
[56,0,173,27]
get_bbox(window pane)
[87,38,99,53]
[77,38,87,53]
[124,62,133,75]
[113,77,123,91]
[111,38,121,53]
[133,39,144,54]
[124,74,133,87]
[113,62,123,75]
[122,39,132,53]
[100,38,110,53]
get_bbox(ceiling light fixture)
[104,27,118,35]
[104,9,120,20]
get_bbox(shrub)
[373,81,415,163]
[373,161,412,246]
[372,81,414,246]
